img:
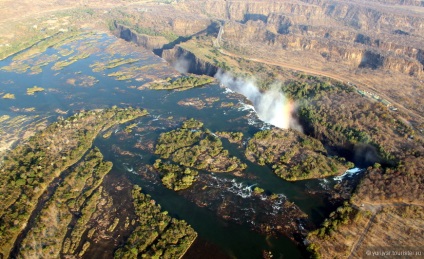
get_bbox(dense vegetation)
[155,119,204,159]
[154,159,199,191]
[280,75,423,165]
[148,75,215,90]
[352,156,424,205]
[308,202,360,240]
[18,148,112,258]
[0,107,147,257]
[114,185,197,258]
[215,131,244,143]
[246,128,352,181]
[155,119,247,185]
[278,74,424,258]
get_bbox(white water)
[122,163,135,174]
[151,114,161,121]
[333,167,363,182]
[207,175,287,215]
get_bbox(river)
[0,32,345,258]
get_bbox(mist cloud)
[173,57,190,73]
[215,70,302,131]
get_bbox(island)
[146,75,215,91]
[0,107,147,257]
[2,93,15,99]
[115,185,197,258]
[245,128,353,181]
[154,118,247,190]
[26,86,45,95]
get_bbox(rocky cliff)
[221,20,423,76]
[172,0,424,77]
[182,0,424,35]
[114,23,169,50]
[113,22,218,76]
[161,46,218,76]
[112,0,423,77]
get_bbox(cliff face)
[173,0,424,77]
[113,0,423,77]
[221,20,423,76]
[114,23,219,76]
[111,4,213,50]
[183,0,424,34]
[114,23,169,50]
[169,18,211,36]
[162,47,218,76]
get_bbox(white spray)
[215,70,302,131]
[173,57,190,73]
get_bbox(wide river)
[0,32,344,258]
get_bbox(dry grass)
[308,209,371,258]
[308,205,424,259]
[353,206,424,258]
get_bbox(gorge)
[0,0,423,258]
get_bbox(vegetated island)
[0,107,147,257]
[26,86,45,95]
[154,118,247,190]
[2,30,89,62]
[215,131,244,144]
[2,93,15,99]
[0,30,95,75]
[14,146,197,258]
[245,128,353,181]
[90,57,140,72]
[19,147,113,258]
[115,185,197,258]
[51,52,91,70]
[144,75,215,91]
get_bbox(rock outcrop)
[113,0,424,77]
[174,0,423,77]
[221,20,423,76]
[114,23,169,50]
[162,46,218,76]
